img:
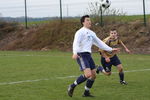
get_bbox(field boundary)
[0,68,150,85]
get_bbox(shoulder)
[103,37,110,42]
[87,29,96,37]
[75,27,84,35]
[88,29,95,33]
[77,27,96,35]
[76,27,87,34]
[117,37,122,43]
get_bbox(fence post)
[143,0,147,26]
[100,6,103,27]
[24,0,28,29]
[59,0,63,21]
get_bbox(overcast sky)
[0,0,149,17]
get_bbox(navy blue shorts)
[101,55,121,72]
[77,52,96,71]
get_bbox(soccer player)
[96,29,131,85]
[67,15,120,97]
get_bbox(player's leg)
[83,55,96,97]
[96,56,112,76]
[83,69,96,97]
[112,55,127,85]
[103,70,111,76]
[117,64,124,81]
[97,65,111,76]
[68,68,91,97]
[68,53,92,97]
[96,65,105,73]
[117,64,127,85]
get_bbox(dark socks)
[85,79,95,92]
[119,72,124,81]
[97,66,104,72]
[71,75,87,88]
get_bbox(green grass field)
[0,51,150,100]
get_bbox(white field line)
[0,68,150,85]
[56,68,150,79]
[112,68,150,74]
[0,79,49,85]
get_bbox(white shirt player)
[73,27,112,54]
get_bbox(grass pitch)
[0,51,150,100]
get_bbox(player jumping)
[67,15,120,97]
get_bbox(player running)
[96,29,131,85]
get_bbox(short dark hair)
[80,15,90,26]
[110,28,117,31]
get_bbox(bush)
[0,21,18,38]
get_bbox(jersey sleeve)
[118,39,122,44]
[73,31,82,54]
[92,33,112,52]
[103,37,111,45]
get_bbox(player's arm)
[100,50,110,63]
[120,41,131,53]
[72,31,82,59]
[93,33,120,53]
[93,34,120,54]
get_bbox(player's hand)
[125,48,131,54]
[112,48,120,54]
[105,57,110,63]
[72,54,79,59]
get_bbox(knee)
[84,73,96,79]
[119,68,123,72]
[84,72,92,78]
[118,66,123,72]
[107,72,111,76]
[106,72,111,76]
[91,74,96,79]
[117,64,123,72]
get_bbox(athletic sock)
[71,75,87,88]
[97,66,104,72]
[119,72,124,81]
[85,79,95,91]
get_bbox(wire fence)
[0,0,149,24]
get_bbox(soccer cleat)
[67,85,75,97]
[96,66,104,74]
[120,81,128,85]
[82,91,94,97]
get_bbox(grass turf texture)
[0,51,150,100]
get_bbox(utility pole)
[59,0,62,21]
[143,0,147,26]
[100,6,103,27]
[24,0,28,29]
[67,4,69,17]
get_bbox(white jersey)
[73,27,112,54]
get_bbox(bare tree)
[86,1,126,25]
